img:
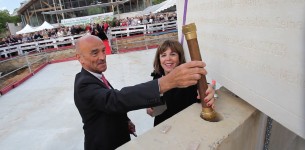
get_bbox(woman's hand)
[128,121,137,137]
[146,108,154,117]
[197,83,216,109]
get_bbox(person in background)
[92,23,110,55]
[74,35,212,149]
[85,23,92,32]
[50,29,57,38]
[103,21,109,34]
[21,34,29,43]
[65,27,71,36]
[147,40,216,126]
[93,24,107,41]
[57,28,64,37]
[71,25,76,35]
[33,32,43,40]
[42,29,49,39]
[0,38,7,46]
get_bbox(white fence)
[1,21,177,59]
[0,34,83,59]
[109,21,177,38]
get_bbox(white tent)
[16,24,35,34]
[154,0,176,13]
[34,21,55,31]
[141,0,176,15]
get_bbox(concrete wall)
[269,120,305,150]
[176,0,305,139]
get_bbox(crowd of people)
[0,26,85,47]
[111,12,177,27]
[0,12,177,47]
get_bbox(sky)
[0,0,24,14]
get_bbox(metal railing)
[0,51,49,90]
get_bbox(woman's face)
[159,48,180,75]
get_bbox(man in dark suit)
[74,35,213,150]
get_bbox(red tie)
[101,74,110,89]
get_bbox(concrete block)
[118,87,266,150]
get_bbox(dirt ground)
[0,32,178,91]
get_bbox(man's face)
[77,38,107,74]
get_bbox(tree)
[0,9,21,37]
[88,7,104,15]
[0,10,11,33]
[152,0,166,5]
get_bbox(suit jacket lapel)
[81,68,110,89]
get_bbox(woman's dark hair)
[152,40,186,75]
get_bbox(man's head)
[75,35,107,74]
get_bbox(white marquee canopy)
[141,0,176,15]
[34,21,55,32]
[16,24,35,34]
[16,21,55,35]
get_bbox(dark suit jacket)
[74,68,163,150]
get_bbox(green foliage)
[87,7,104,15]
[0,9,21,36]
[152,0,166,5]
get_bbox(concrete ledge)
[12,73,33,88]
[33,63,48,74]
[118,87,264,150]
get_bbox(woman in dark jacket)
[96,23,108,40]
[147,40,216,126]
[92,23,111,55]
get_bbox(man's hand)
[128,121,137,137]
[159,61,207,93]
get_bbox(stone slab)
[118,87,262,150]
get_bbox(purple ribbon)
[180,0,189,45]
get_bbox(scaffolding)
[17,0,153,27]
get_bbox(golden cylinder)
[182,23,197,40]
[201,107,216,121]
[182,23,217,121]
